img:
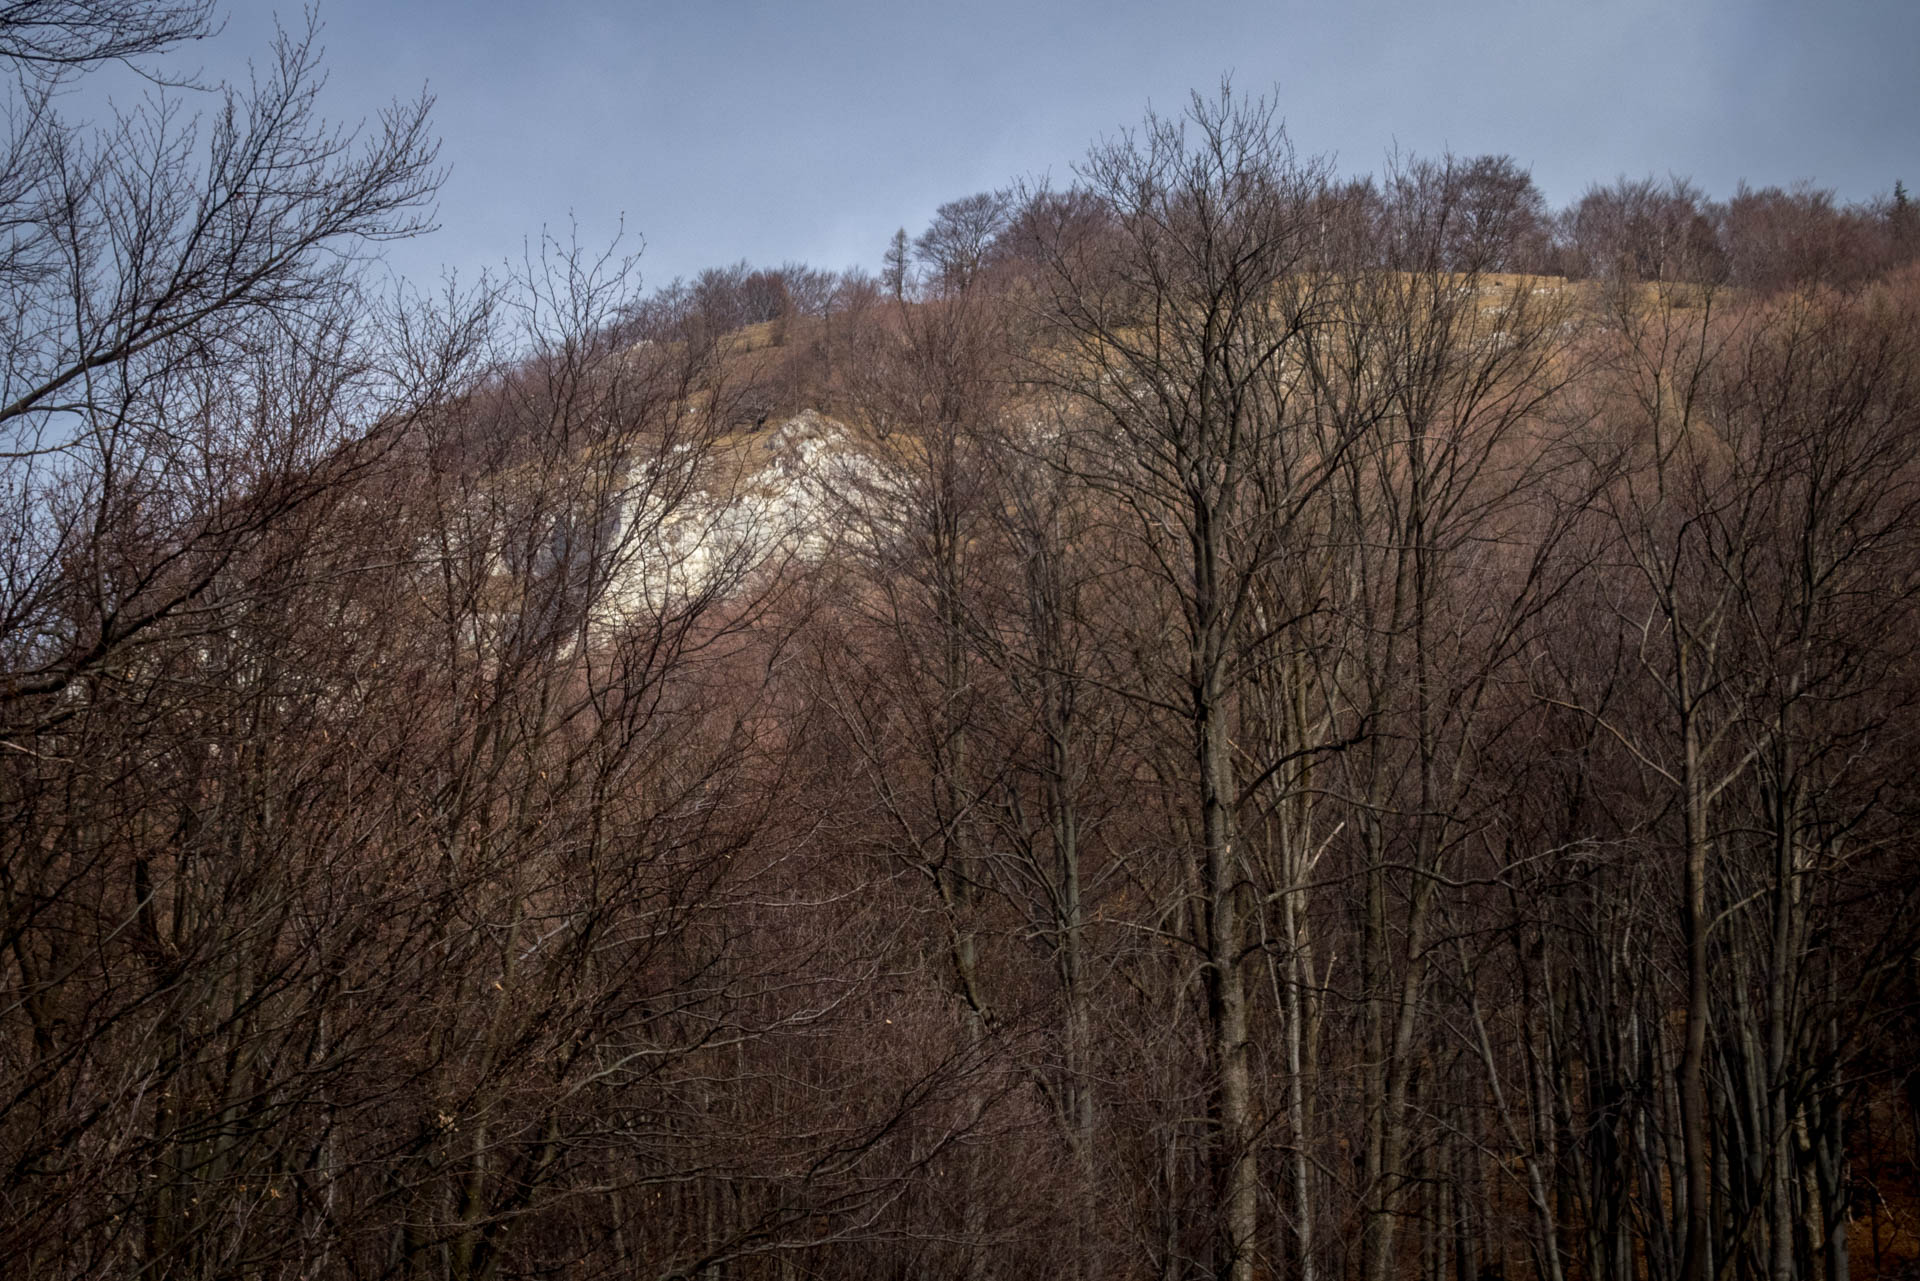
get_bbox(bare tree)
[1028,84,1345,1281]
[0,0,214,74]
[0,10,440,723]
[1561,177,1722,285]
[914,190,1014,296]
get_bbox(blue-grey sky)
[135,0,1920,292]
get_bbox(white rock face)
[595,410,883,625]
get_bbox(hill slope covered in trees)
[3,10,1920,1280]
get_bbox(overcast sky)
[122,0,1920,293]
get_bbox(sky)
[92,0,1920,295]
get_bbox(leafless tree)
[1561,177,1723,285]
[0,0,214,74]
[914,190,1014,296]
[1026,83,1346,1281]
[0,9,440,725]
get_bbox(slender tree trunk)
[1766,769,1799,1281]
[1201,664,1257,1281]
[1678,700,1713,1281]
[1282,879,1317,1281]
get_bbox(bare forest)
[3,8,1920,1281]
